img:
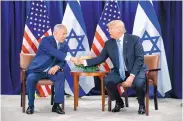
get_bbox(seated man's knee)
[26,73,37,84]
[104,75,111,85]
[104,76,116,88]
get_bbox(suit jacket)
[87,33,147,77]
[27,36,68,73]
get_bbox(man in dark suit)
[26,24,77,114]
[76,20,147,114]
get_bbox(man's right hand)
[70,57,78,62]
[70,57,80,65]
[48,65,60,75]
[76,59,84,65]
[70,57,84,65]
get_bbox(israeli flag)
[133,1,172,97]
[62,1,94,96]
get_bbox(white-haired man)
[26,24,77,114]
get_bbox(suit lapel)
[51,36,57,49]
[111,39,120,68]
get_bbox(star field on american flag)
[140,30,161,55]
[65,29,85,56]
[26,1,50,39]
[99,0,121,39]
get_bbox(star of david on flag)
[133,1,171,97]
[62,1,94,96]
[140,30,161,55]
[65,29,85,56]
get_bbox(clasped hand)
[122,75,134,87]
[70,57,84,65]
[48,65,60,75]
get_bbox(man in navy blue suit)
[76,20,147,114]
[26,24,77,114]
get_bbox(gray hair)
[107,20,126,33]
[53,24,66,32]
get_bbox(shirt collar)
[55,39,60,46]
[119,34,124,41]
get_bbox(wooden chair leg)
[145,79,149,116]
[22,81,26,113]
[76,80,79,107]
[154,85,158,110]
[51,85,54,105]
[108,96,111,111]
[21,83,22,107]
[145,93,149,116]
[124,88,129,107]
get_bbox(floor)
[1,95,182,121]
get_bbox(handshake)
[70,57,83,65]
[70,56,92,65]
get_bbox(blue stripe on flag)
[67,1,87,35]
[78,84,87,96]
[64,63,86,96]
[139,1,162,35]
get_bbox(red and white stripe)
[21,25,52,97]
[91,25,113,72]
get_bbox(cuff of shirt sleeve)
[65,55,72,61]
[130,73,135,78]
[83,60,88,66]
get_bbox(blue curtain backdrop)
[1,1,182,99]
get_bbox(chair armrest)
[146,68,160,84]
[148,68,161,72]
[146,68,161,78]
[20,67,26,83]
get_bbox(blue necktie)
[57,43,61,50]
[116,40,126,80]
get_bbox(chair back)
[144,55,159,70]
[144,55,160,85]
[20,53,35,70]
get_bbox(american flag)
[21,1,52,97]
[91,0,121,71]
[90,0,124,95]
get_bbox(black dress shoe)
[52,105,65,114]
[138,105,145,114]
[112,102,124,112]
[26,106,34,114]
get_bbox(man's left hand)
[48,65,60,75]
[122,75,135,87]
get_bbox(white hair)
[107,20,126,33]
[53,24,66,32]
